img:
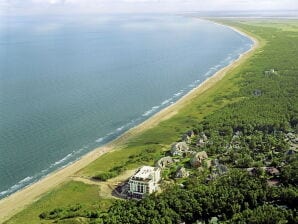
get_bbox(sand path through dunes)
[71,169,136,199]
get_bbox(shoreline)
[0,20,259,223]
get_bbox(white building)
[128,166,161,198]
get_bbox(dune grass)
[5,181,112,224]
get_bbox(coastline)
[0,21,259,223]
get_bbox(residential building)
[128,166,161,198]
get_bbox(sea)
[0,14,253,199]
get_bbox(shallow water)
[0,14,252,198]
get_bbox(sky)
[1,0,297,16]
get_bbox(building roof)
[171,142,189,155]
[132,166,159,180]
[155,156,174,169]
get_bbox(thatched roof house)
[155,156,174,169]
[175,167,189,178]
[182,130,195,143]
[190,151,208,168]
[170,142,189,156]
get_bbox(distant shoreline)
[0,19,259,223]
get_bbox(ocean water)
[0,15,252,198]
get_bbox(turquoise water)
[0,15,252,198]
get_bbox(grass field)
[6,181,112,224]
[4,18,297,223]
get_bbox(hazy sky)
[1,0,297,15]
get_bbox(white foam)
[142,110,152,117]
[0,175,35,197]
[161,98,172,105]
[19,176,33,184]
[117,126,125,131]
[174,91,184,97]
[76,147,84,153]
[95,137,104,143]
[83,145,89,149]
[0,142,108,198]
[204,70,213,77]
[142,105,160,117]
[0,190,8,196]
[52,152,73,167]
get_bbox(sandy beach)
[0,21,259,223]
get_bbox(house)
[190,151,208,168]
[182,130,195,143]
[196,133,208,147]
[253,89,262,96]
[286,132,298,145]
[214,164,228,175]
[182,134,191,143]
[155,156,174,169]
[247,167,261,176]
[264,68,277,76]
[212,159,228,175]
[128,166,161,198]
[265,167,280,177]
[170,142,189,156]
[200,132,208,141]
[175,167,189,178]
[247,167,280,177]
[285,149,296,156]
[196,139,206,147]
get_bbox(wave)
[19,176,33,184]
[174,90,184,97]
[161,98,172,105]
[52,153,73,166]
[95,137,104,143]
[203,50,243,78]
[117,126,125,132]
[204,69,214,77]
[0,144,94,199]
[76,147,85,154]
[142,105,160,117]
[0,176,35,197]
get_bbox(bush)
[93,172,117,181]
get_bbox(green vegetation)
[6,181,112,224]
[91,148,160,181]
[79,147,161,178]
[5,19,298,224]
[101,171,297,224]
